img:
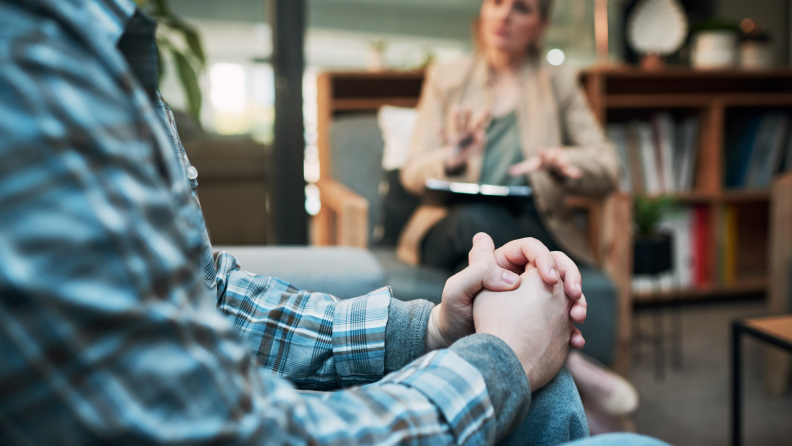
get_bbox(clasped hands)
[425,233,586,391]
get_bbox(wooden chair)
[766,172,792,395]
[313,70,634,376]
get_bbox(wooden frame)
[314,70,633,376]
[765,172,792,395]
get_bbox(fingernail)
[550,268,559,281]
[575,282,582,292]
[473,233,486,243]
[502,270,519,285]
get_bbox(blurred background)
[150,1,792,444]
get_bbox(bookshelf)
[581,67,792,303]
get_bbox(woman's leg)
[497,367,589,446]
[421,203,522,270]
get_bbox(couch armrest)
[314,179,369,248]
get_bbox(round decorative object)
[627,0,688,56]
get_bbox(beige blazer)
[397,55,619,266]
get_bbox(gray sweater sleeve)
[450,334,532,441]
[385,301,531,440]
[384,298,434,373]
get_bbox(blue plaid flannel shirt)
[0,0,500,444]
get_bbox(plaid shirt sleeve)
[0,1,500,444]
[214,251,392,389]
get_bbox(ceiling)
[170,0,483,40]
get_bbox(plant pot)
[633,232,674,275]
[692,30,738,69]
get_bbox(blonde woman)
[399,0,638,432]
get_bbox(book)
[652,113,676,192]
[606,124,632,192]
[626,122,646,193]
[745,114,783,189]
[725,116,763,188]
[660,206,694,289]
[637,121,661,193]
[693,205,710,287]
[676,116,699,191]
[752,113,788,189]
[721,205,738,285]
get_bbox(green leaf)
[633,195,676,236]
[183,28,205,66]
[162,19,205,66]
[151,0,168,15]
[172,49,202,120]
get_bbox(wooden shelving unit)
[582,67,792,303]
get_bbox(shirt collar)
[30,0,138,46]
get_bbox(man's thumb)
[467,233,520,292]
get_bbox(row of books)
[631,205,741,294]
[725,112,792,189]
[607,114,699,194]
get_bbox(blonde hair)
[473,0,554,59]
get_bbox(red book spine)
[693,206,709,287]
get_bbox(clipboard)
[424,178,533,210]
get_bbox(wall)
[714,0,790,66]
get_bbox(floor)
[630,299,792,446]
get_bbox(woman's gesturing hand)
[509,147,583,179]
[441,105,490,173]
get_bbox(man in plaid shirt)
[0,1,665,445]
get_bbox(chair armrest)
[769,172,792,314]
[566,192,632,375]
[314,179,369,248]
[765,173,792,395]
[600,192,633,377]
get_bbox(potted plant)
[633,196,675,275]
[134,0,206,121]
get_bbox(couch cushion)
[214,246,387,299]
[371,248,449,305]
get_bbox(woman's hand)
[509,147,582,180]
[441,105,490,173]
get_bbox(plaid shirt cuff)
[332,286,392,386]
[381,349,496,445]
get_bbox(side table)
[731,315,792,446]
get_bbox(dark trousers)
[420,202,618,366]
[421,202,562,272]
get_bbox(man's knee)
[566,433,671,446]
